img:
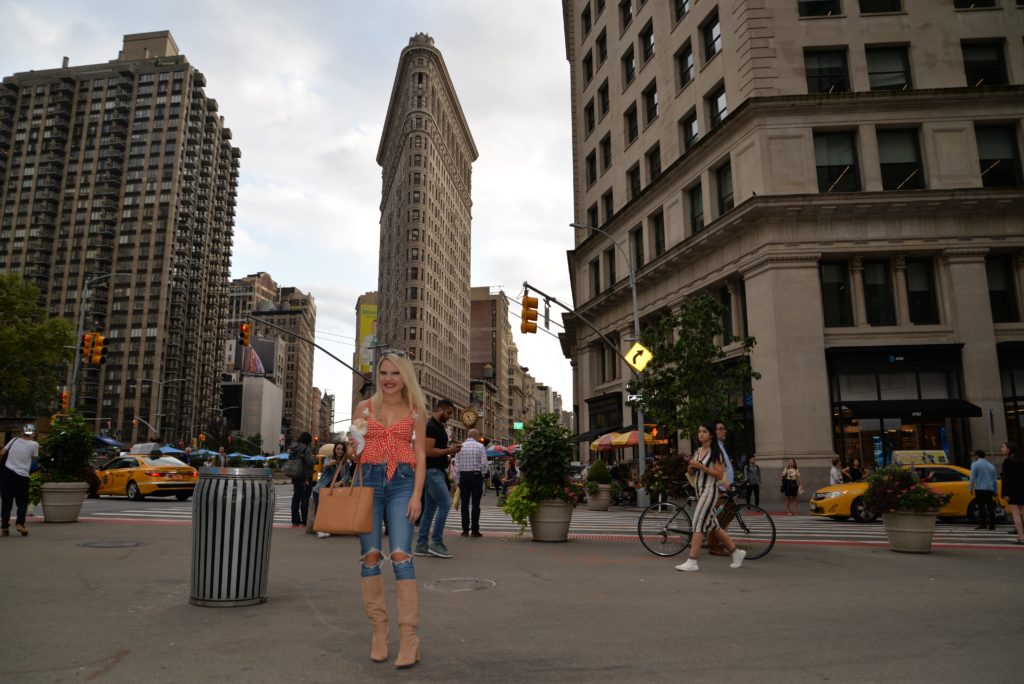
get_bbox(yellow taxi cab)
[95,454,198,501]
[809,463,1005,523]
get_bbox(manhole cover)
[423,578,495,592]
[78,541,145,549]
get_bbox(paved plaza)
[1,505,1023,683]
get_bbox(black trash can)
[190,467,275,607]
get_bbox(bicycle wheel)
[728,504,776,559]
[638,502,692,557]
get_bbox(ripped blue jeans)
[358,462,416,580]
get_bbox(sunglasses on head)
[379,348,408,358]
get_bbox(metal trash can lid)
[198,467,273,480]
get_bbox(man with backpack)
[287,432,314,527]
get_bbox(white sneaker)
[730,548,746,568]
[675,558,699,572]
[316,532,331,539]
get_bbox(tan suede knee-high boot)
[394,579,420,668]
[361,576,389,662]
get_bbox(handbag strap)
[327,457,362,490]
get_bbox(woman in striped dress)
[676,423,746,572]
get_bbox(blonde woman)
[781,458,802,515]
[354,351,426,668]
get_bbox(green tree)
[0,275,75,416]
[630,293,759,439]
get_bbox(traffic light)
[89,334,107,365]
[199,432,205,443]
[60,391,70,414]
[520,295,539,334]
[81,332,95,361]
[132,418,138,427]
[238,323,251,347]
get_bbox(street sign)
[513,421,524,430]
[626,342,653,372]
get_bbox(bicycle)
[638,483,776,559]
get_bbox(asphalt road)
[1,517,1022,683]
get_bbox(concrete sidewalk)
[2,518,1023,683]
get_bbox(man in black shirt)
[415,399,460,558]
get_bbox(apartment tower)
[561,1,1024,478]
[376,33,478,411]
[0,31,240,443]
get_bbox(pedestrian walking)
[289,433,314,527]
[829,457,843,486]
[781,458,802,515]
[675,423,745,572]
[214,446,229,467]
[708,420,735,556]
[969,449,997,531]
[744,453,761,506]
[1000,442,1024,544]
[457,429,488,537]
[355,351,426,668]
[415,399,459,559]
[1,424,39,537]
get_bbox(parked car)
[94,454,198,501]
[809,464,1006,522]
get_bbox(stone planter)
[40,482,90,523]
[882,510,938,553]
[529,499,573,542]
[587,484,612,511]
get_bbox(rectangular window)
[598,80,610,117]
[681,111,699,151]
[631,226,645,268]
[708,85,727,127]
[625,103,639,143]
[799,0,842,16]
[987,255,1020,322]
[619,0,633,30]
[651,210,666,255]
[627,164,642,199]
[582,4,593,36]
[815,131,861,192]
[605,247,617,285]
[701,11,721,61]
[905,258,939,325]
[976,124,1023,188]
[642,80,658,124]
[646,144,662,180]
[676,43,694,89]
[859,0,901,11]
[878,128,924,190]
[640,22,655,62]
[602,190,615,223]
[805,49,850,93]
[597,30,608,64]
[820,261,853,327]
[584,99,596,134]
[962,41,1008,87]
[674,0,690,22]
[586,151,598,186]
[716,162,734,214]
[583,51,594,84]
[863,259,896,326]
[954,0,995,7]
[622,46,636,86]
[600,133,613,169]
[720,287,734,341]
[689,184,704,233]
[590,258,601,298]
[866,46,911,91]
[587,203,600,228]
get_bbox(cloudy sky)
[0,0,578,422]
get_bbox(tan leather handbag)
[313,463,373,535]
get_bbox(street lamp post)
[69,272,132,409]
[142,377,187,439]
[570,222,649,507]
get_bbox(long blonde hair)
[371,352,426,418]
